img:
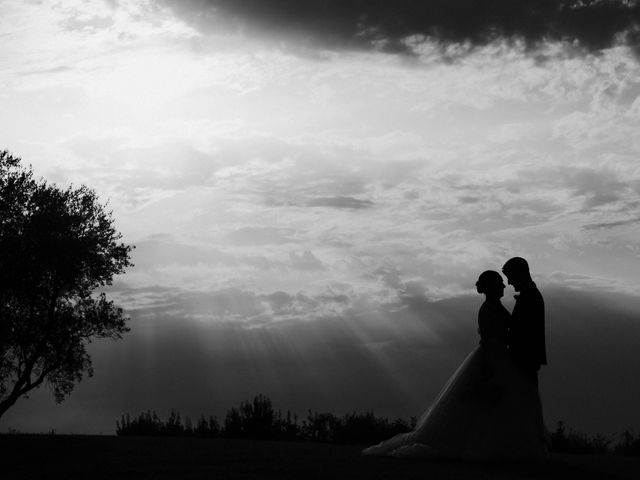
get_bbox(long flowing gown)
[362,299,548,460]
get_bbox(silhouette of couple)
[363,257,548,460]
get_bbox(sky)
[1,0,640,436]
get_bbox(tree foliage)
[0,151,133,418]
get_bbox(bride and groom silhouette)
[363,257,548,460]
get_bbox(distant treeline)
[116,394,640,455]
[116,394,415,445]
[550,421,640,456]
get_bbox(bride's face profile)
[484,280,505,299]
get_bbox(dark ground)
[1,434,639,480]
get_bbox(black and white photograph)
[2,1,640,478]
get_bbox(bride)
[362,270,548,460]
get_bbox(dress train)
[362,346,547,460]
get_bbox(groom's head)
[502,257,532,292]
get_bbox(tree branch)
[17,363,57,396]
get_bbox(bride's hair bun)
[476,270,503,294]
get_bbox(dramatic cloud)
[2,0,640,436]
[162,0,640,55]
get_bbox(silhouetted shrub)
[550,421,612,454]
[163,409,184,436]
[116,394,410,444]
[315,411,411,445]
[224,394,300,440]
[115,409,639,454]
[615,429,640,456]
[550,420,568,452]
[117,410,219,438]
[117,410,162,436]
[280,410,301,441]
[195,415,220,437]
[238,394,278,439]
[223,407,244,438]
[220,395,412,444]
[302,411,339,443]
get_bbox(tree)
[0,151,133,419]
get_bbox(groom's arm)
[534,290,547,366]
[522,289,546,369]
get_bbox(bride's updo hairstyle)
[475,270,503,294]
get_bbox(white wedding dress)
[363,300,548,460]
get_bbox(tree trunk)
[0,354,39,421]
[0,394,20,420]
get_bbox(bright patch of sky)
[2,0,640,325]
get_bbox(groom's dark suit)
[509,281,547,387]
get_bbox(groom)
[502,257,547,388]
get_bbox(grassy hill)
[2,434,640,480]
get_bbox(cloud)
[110,279,355,324]
[18,65,74,76]
[61,13,115,32]
[583,215,640,230]
[306,196,375,209]
[516,165,637,212]
[289,250,325,270]
[161,0,640,56]
[125,287,265,322]
[4,0,640,348]
[257,290,349,320]
[563,167,625,208]
[223,227,300,246]
[546,270,634,293]
[131,234,238,269]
